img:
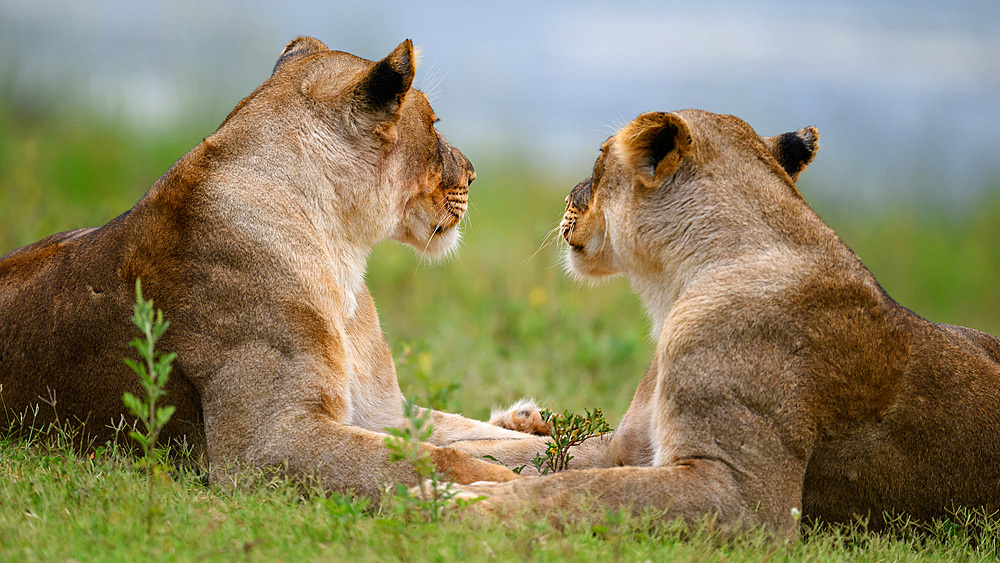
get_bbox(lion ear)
[617,112,694,189]
[354,39,415,118]
[272,36,329,76]
[763,127,819,182]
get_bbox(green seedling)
[121,278,177,533]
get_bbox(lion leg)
[419,406,544,445]
[399,402,613,475]
[444,350,811,534]
[445,434,615,475]
[443,362,659,473]
[447,461,786,534]
[199,364,519,501]
[206,409,518,500]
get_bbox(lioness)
[0,37,543,499]
[446,110,1000,535]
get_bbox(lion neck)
[281,177,387,320]
[622,174,823,338]
[188,135,392,320]
[626,251,705,340]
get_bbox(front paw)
[489,398,550,436]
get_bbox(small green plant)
[121,278,177,533]
[384,399,463,522]
[532,407,611,475]
[323,492,371,525]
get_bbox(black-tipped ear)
[618,112,694,188]
[273,36,329,76]
[764,126,819,182]
[356,39,415,114]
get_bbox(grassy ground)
[5,437,1000,562]
[2,105,1000,560]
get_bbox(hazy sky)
[2,0,998,203]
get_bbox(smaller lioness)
[0,37,543,500]
[446,110,1000,536]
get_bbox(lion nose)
[453,149,475,187]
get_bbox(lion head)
[209,36,474,260]
[560,110,819,283]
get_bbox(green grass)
[2,103,1000,560]
[4,437,999,561]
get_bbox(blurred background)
[2,0,998,422]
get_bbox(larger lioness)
[0,37,543,499]
[446,110,1000,536]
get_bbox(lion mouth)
[438,189,468,231]
[559,214,578,246]
[560,221,573,242]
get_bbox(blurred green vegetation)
[2,101,999,426]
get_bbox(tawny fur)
[0,37,543,499]
[489,399,551,436]
[446,110,1000,537]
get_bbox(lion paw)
[489,398,550,435]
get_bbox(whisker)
[523,223,563,264]
[418,61,438,90]
[431,194,451,213]
[419,62,448,104]
[415,221,443,271]
[426,215,447,250]
[614,111,628,131]
[597,121,618,136]
[412,207,449,272]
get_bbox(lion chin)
[420,224,462,261]
[391,217,463,261]
[563,247,618,282]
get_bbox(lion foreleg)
[420,407,545,445]
[206,409,519,500]
[445,433,615,475]
[198,357,519,501]
[445,461,773,533]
